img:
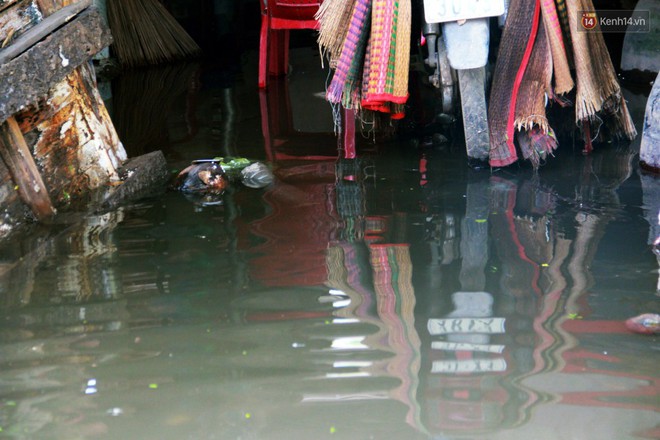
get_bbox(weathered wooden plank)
[0,0,22,14]
[16,63,125,205]
[0,0,91,63]
[35,0,60,14]
[0,0,40,45]
[0,6,112,124]
[0,117,55,220]
[36,0,81,16]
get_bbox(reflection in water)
[0,65,658,439]
[413,149,659,438]
[640,170,660,294]
[326,241,423,431]
[111,64,202,158]
[0,211,126,323]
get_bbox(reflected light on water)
[329,336,369,351]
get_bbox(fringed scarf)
[316,0,356,66]
[489,0,543,167]
[320,0,411,118]
[540,0,573,95]
[565,0,637,149]
[515,17,558,168]
[324,0,372,108]
[361,0,411,118]
[490,0,636,168]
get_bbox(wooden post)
[0,0,88,221]
[0,117,55,220]
[0,0,122,218]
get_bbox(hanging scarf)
[325,0,372,108]
[488,0,543,167]
[565,0,636,143]
[360,0,411,118]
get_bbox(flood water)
[0,50,659,439]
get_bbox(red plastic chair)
[258,0,322,89]
[258,0,356,159]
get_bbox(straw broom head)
[107,0,202,68]
[316,0,357,64]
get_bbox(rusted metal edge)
[0,5,112,124]
[0,0,92,64]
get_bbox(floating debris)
[173,162,228,194]
[240,162,274,189]
[172,158,273,207]
[625,313,660,335]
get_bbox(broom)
[107,0,202,68]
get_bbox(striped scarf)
[326,0,372,107]
[361,0,411,117]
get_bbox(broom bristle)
[107,0,202,68]
[316,0,356,62]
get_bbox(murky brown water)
[0,52,658,439]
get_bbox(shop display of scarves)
[488,0,637,169]
[316,0,411,120]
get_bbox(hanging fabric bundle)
[324,0,372,109]
[316,0,358,65]
[540,0,573,96]
[361,0,411,119]
[489,0,555,168]
[565,0,637,152]
[488,0,637,169]
[318,0,411,120]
